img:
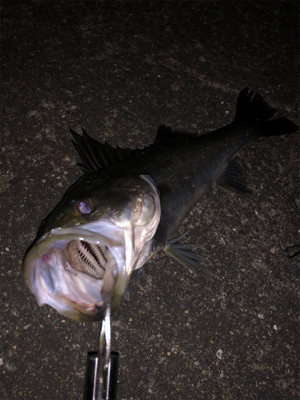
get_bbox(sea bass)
[23,88,298,321]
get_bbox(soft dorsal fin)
[154,125,196,145]
[70,129,141,173]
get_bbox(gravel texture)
[0,1,299,399]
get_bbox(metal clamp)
[83,297,119,400]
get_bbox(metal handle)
[83,350,119,400]
[83,297,119,400]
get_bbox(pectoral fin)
[165,232,214,281]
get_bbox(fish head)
[23,174,161,321]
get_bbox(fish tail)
[234,88,299,136]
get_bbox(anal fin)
[165,232,214,281]
[218,160,252,195]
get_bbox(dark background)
[0,1,299,399]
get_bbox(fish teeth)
[76,241,104,278]
[89,243,107,267]
[65,240,118,280]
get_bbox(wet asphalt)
[0,1,299,399]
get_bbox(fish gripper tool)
[83,298,119,400]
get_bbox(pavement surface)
[0,1,299,399]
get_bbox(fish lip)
[23,225,130,321]
[36,226,124,250]
[24,226,123,287]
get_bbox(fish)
[23,88,299,321]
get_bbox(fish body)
[23,88,299,321]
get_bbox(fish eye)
[76,199,93,215]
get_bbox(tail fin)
[234,88,299,137]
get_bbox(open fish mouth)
[23,174,161,321]
[63,240,117,279]
[24,226,129,322]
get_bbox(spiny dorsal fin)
[154,125,197,145]
[71,126,196,173]
[70,129,141,173]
